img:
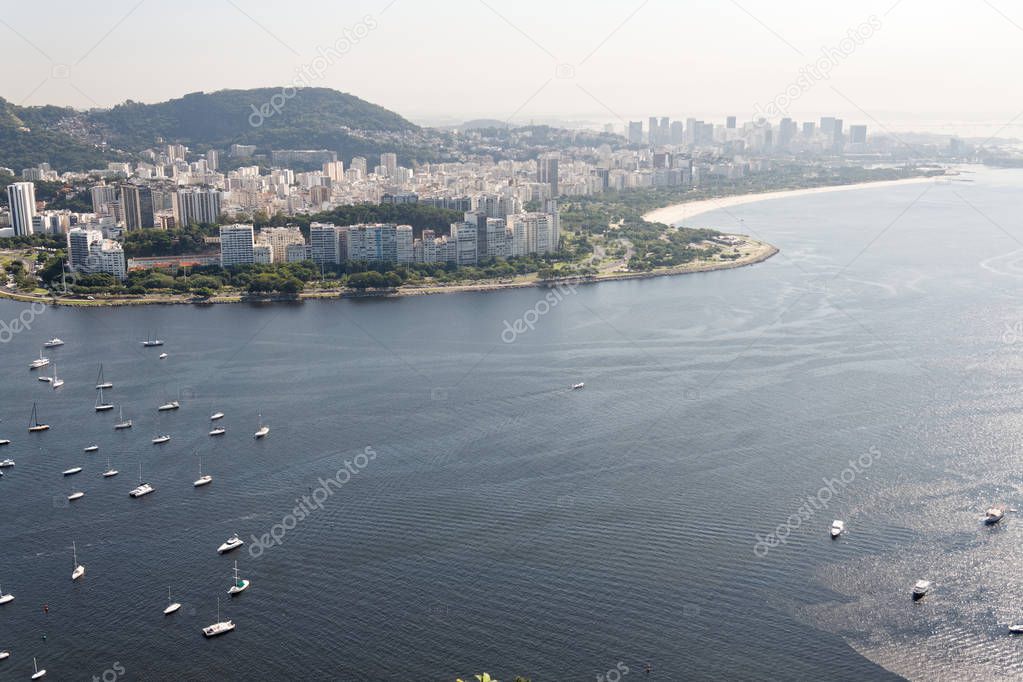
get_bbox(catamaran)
[43,338,64,348]
[95,364,113,390]
[114,405,132,430]
[71,541,85,581]
[254,413,269,439]
[0,582,13,605]
[95,387,114,412]
[202,597,235,638]
[129,464,154,498]
[228,561,249,596]
[29,350,50,370]
[28,404,49,433]
[164,587,181,615]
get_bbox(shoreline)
[0,238,778,307]
[2,176,940,308]
[643,176,936,226]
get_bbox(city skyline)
[2,0,1023,136]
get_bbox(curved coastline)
[642,176,935,226]
[0,178,945,308]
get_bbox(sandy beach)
[643,176,936,227]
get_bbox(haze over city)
[2,0,1022,133]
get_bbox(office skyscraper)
[537,153,560,196]
[120,184,155,231]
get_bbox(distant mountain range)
[0,87,437,172]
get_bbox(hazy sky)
[2,0,1021,134]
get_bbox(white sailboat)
[129,463,154,498]
[49,365,63,389]
[95,364,113,390]
[142,333,164,347]
[164,587,181,615]
[29,350,50,370]
[102,458,118,478]
[209,426,226,437]
[158,400,180,412]
[202,597,235,638]
[228,561,250,596]
[71,541,85,581]
[62,467,83,476]
[194,457,212,487]
[114,405,132,430]
[0,582,13,605]
[67,491,85,502]
[254,413,269,439]
[28,403,50,433]
[0,438,9,446]
[31,656,46,679]
[95,387,114,412]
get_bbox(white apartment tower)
[7,181,36,236]
[219,224,256,267]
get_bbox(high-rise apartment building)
[120,184,155,231]
[220,224,256,267]
[7,181,36,236]
[173,188,222,226]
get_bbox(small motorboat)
[152,435,171,445]
[0,460,14,468]
[62,467,83,476]
[29,351,50,370]
[0,650,8,659]
[211,412,225,421]
[830,520,844,538]
[44,338,64,348]
[37,376,52,384]
[158,401,180,412]
[912,580,932,600]
[209,427,226,437]
[217,534,244,554]
[985,507,1005,525]
[83,445,99,453]
[0,439,9,446]
[159,353,168,360]
[67,492,85,502]
[572,382,585,390]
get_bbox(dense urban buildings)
[1,113,881,275]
